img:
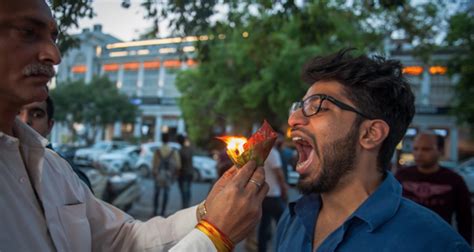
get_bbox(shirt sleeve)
[169,229,217,252]
[64,167,207,251]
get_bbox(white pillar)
[177,118,185,134]
[134,117,142,137]
[154,116,162,142]
[50,123,59,144]
[158,60,165,97]
[450,127,459,162]
[420,65,431,106]
[117,65,124,89]
[85,45,95,84]
[95,127,103,142]
[114,121,122,138]
[137,62,144,97]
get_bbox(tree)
[175,1,384,144]
[50,76,139,144]
[447,8,474,134]
[48,0,94,53]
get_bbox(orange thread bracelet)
[195,219,234,252]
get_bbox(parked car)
[453,157,474,195]
[134,142,217,182]
[97,146,140,173]
[51,143,80,163]
[74,141,130,167]
[191,155,218,182]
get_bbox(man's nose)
[38,39,61,65]
[288,109,308,128]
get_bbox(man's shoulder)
[439,166,464,178]
[389,198,468,244]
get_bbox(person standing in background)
[18,96,93,191]
[258,147,289,252]
[396,131,472,244]
[152,132,181,216]
[177,134,194,209]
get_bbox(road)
[126,178,301,251]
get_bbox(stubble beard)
[297,124,359,195]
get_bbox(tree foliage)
[170,0,461,143]
[48,0,94,53]
[175,1,385,143]
[48,0,465,144]
[447,8,474,132]
[50,76,138,144]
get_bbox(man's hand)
[203,161,268,243]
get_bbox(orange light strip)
[103,64,119,72]
[187,59,197,66]
[402,66,423,76]
[163,59,181,68]
[429,66,447,75]
[124,62,140,70]
[144,61,160,69]
[72,65,87,73]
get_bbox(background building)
[53,25,205,143]
[389,41,465,164]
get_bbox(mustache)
[22,63,56,78]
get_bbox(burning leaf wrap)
[219,120,277,167]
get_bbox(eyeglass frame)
[290,94,374,119]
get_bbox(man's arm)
[454,176,472,245]
[56,150,268,251]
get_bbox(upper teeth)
[292,136,303,142]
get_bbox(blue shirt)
[275,172,471,252]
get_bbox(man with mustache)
[0,0,268,251]
[275,49,471,251]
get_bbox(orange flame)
[218,136,247,156]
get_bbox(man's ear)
[359,120,390,150]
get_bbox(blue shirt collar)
[289,172,402,237]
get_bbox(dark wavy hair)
[301,49,415,171]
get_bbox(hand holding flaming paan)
[218,120,278,168]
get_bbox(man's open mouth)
[292,136,315,173]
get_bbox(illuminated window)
[124,62,140,70]
[163,59,181,68]
[103,64,119,72]
[187,59,197,66]
[429,66,447,75]
[71,65,87,73]
[143,61,160,69]
[402,66,423,76]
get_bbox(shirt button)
[19,177,26,183]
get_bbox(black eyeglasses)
[289,94,373,119]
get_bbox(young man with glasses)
[275,49,470,251]
[0,0,268,251]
